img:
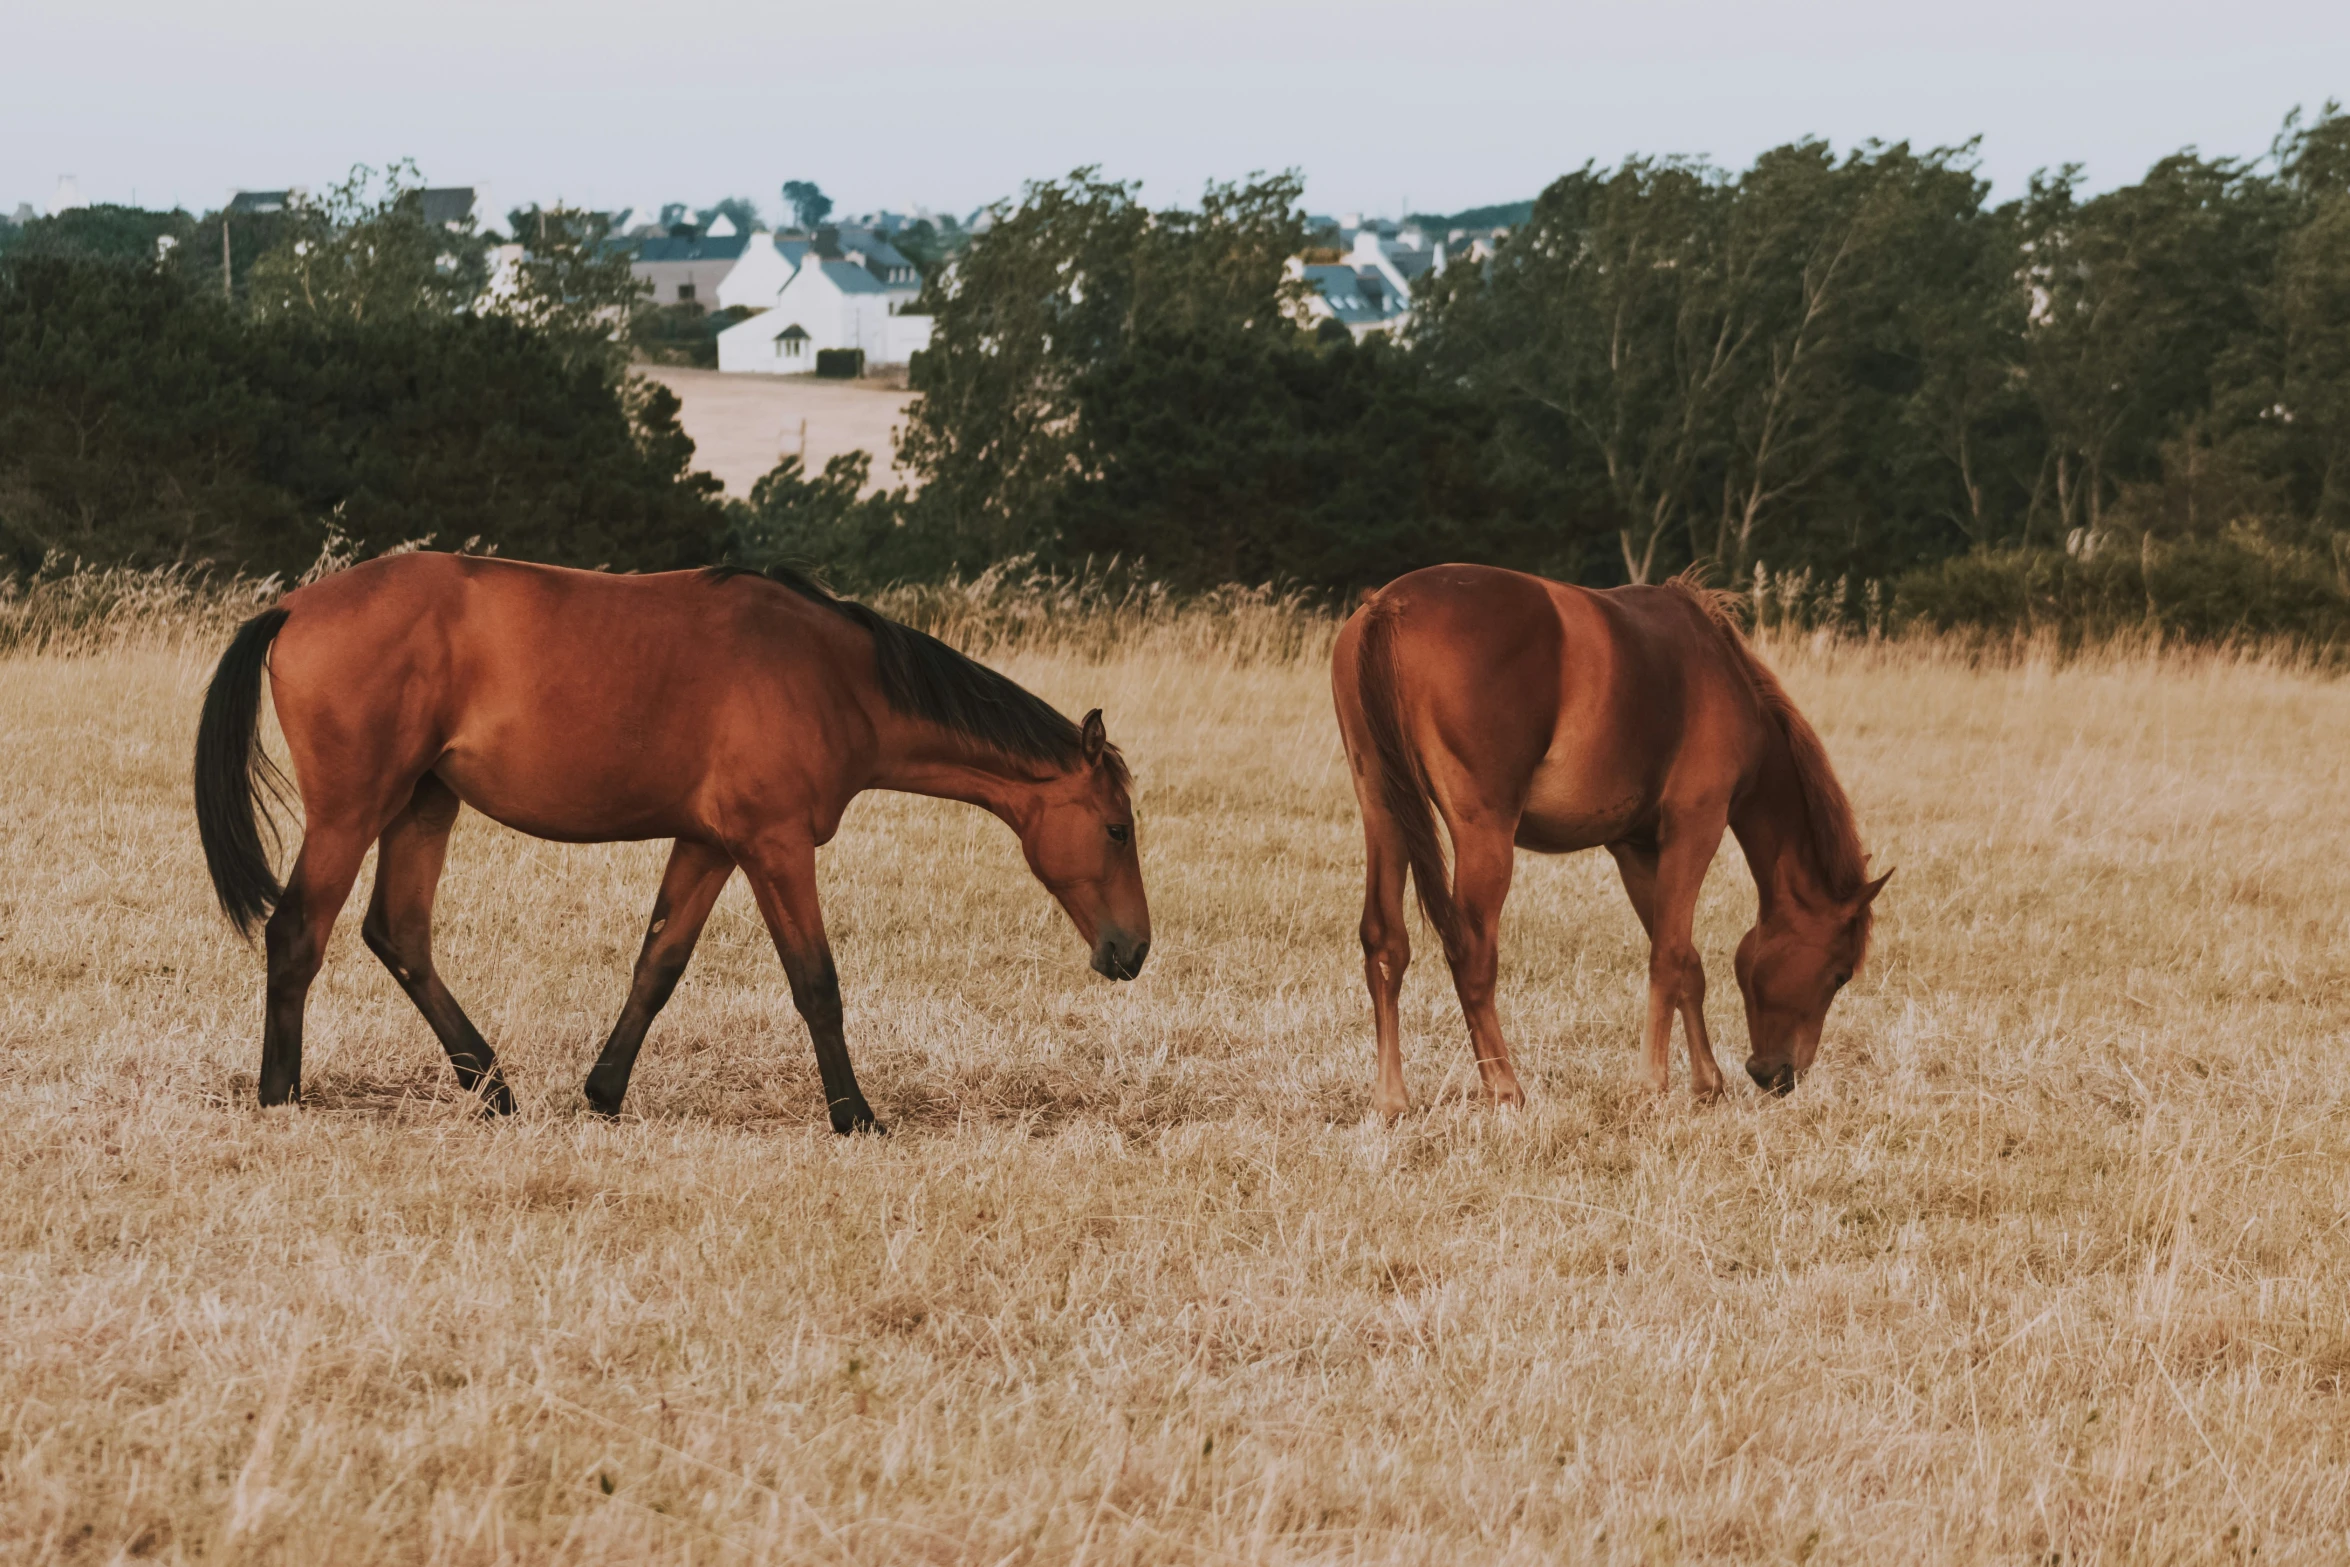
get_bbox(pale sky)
[7,0,2347,223]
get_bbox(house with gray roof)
[622,231,752,307]
[1290,260,1412,340]
[716,232,813,311]
[716,255,930,373]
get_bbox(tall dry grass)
[2,568,2348,1563]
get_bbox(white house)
[1349,228,1441,305]
[1287,225,1447,340]
[714,232,814,311]
[1288,258,1409,340]
[716,257,932,372]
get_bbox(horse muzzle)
[1745,1058,1799,1097]
[1092,933,1149,981]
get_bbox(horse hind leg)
[584,838,735,1118]
[1358,809,1414,1122]
[360,774,513,1114]
[259,822,374,1107]
[1439,818,1527,1110]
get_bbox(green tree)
[0,252,723,574]
[3,204,195,265]
[2018,152,2288,539]
[1414,157,1738,583]
[781,180,833,230]
[247,161,489,325]
[700,195,764,232]
[898,169,1308,566]
[496,204,648,374]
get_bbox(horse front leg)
[1633,818,1729,1100]
[738,837,881,1136]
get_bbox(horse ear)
[1860,868,1894,906]
[1080,708,1107,766]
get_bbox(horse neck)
[869,715,1067,830]
[1728,720,1832,921]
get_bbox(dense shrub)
[815,348,865,380]
[629,302,751,369]
[0,255,724,574]
[1893,535,2350,647]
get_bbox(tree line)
[7,116,2349,643]
[0,166,722,575]
[744,107,2350,640]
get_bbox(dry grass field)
[4,612,2349,1564]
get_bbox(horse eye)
[1107,824,1131,845]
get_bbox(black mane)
[707,565,1108,775]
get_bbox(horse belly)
[1516,754,1649,854]
[432,730,700,844]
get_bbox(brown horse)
[193,553,1150,1131]
[1331,564,1886,1117]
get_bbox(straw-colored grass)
[3,608,2347,1563]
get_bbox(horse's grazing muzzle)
[1092,935,1149,981]
[1746,1058,1799,1097]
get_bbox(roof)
[839,230,913,273]
[814,258,891,294]
[416,187,476,227]
[629,235,751,263]
[1298,264,1407,327]
[1383,246,1437,282]
[226,190,293,214]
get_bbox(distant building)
[48,176,85,217]
[1289,260,1411,340]
[1288,223,1449,340]
[414,186,496,233]
[716,256,931,372]
[716,232,813,311]
[625,232,751,307]
[820,224,919,288]
[225,189,303,214]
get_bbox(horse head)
[1015,709,1151,980]
[1734,866,1891,1095]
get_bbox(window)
[677,282,697,303]
[776,325,810,359]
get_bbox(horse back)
[1342,565,1766,855]
[262,553,874,842]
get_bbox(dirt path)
[638,365,918,497]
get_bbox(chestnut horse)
[193,553,1150,1131]
[1332,564,1886,1117]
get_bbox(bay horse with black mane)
[1332,564,1887,1117]
[193,552,1149,1131]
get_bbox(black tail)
[194,607,292,937]
[1355,596,1460,951]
